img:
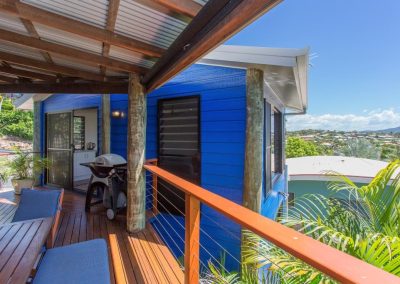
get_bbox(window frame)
[264,101,284,195]
[73,116,85,150]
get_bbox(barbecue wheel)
[106,209,115,220]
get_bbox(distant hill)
[374,126,400,134]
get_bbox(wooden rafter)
[0,74,16,83]
[152,0,201,18]
[143,0,282,91]
[1,59,23,82]
[134,0,192,22]
[0,81,128,93]
[19,18,53,64]
[0,65,55,81]
[101,0,120,76]
[0,0,164,58]
[0,28,147,74]
[0,51,105,81]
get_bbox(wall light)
[111,110,125,118]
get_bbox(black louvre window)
[157,96,200,215]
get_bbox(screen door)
[158,96,200,215]
[46,112,73,189]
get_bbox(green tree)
[286,137,321,158]
[241,160,400,283]
[206,161,400,283]
[381,144,400,161]
[339,138,380,159]
[0,96,33,140]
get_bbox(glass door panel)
[46,112,73,189]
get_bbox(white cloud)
[286,109,400,131]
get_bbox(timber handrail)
[144,162,400,284]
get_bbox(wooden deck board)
[0,189,184,284]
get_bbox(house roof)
[0,0,282,93]
[200,45,309,112]
[287,156,392,183]
[15,44,309,112]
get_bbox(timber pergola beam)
[152,0,201,18]
[0,28,147,74]
[0,65,56,81]
[143,0,282,91]
[0,51,107,82]
[0,81,128,93]
[0,0,165,58]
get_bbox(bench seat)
[12,188,64,247]
[33,239,111,284]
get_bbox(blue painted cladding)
[41,94,103,154]
[110,64,247,270]
[110,95,128,158]
[43,94,102,113]
[38,64,287,273]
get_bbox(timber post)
[101,94,111,154]
[243,68,264,212]
[242,68,264,270]
[33,98,42,186]
[126,73,146,233]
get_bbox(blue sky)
[226,0,400,131]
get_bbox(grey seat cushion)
[34,239,111,284]
[12,188,61,222]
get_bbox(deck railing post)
[184,193,200,284]
[152,160,158,215]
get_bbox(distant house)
[286,156,391,205]
[20,45,309,269]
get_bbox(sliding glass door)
[46,112,73,189]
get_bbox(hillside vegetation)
[287,130,400,161]
[0,96,33,141]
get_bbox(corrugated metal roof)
[0,11,29,35]
[115,0,187,49]
[109,45,155,69]
[0,40,45,61]
[194,0,208,5]
[51,54,103,73]
[35,23,103,55]
[0,0,246,87]
[21,0,108,28]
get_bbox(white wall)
[74,108,98,151]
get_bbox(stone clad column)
[243,68,264,212]
[126,73,146,233]
[101,94,111,154]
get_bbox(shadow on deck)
[0,189,184,284]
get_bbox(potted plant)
[0,169,9,189]
[0,156,10,189]
[8,148,49,194]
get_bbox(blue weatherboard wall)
[40,64,287,272]
[110,64,247,270]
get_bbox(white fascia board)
[294,53,309,111]
[263,77,285,112]
[202,50,296,68]
[213,45,309,59]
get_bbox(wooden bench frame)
[45,188,64,248]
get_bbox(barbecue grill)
[83,154,127,220]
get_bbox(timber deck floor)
[0,188,184,284]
